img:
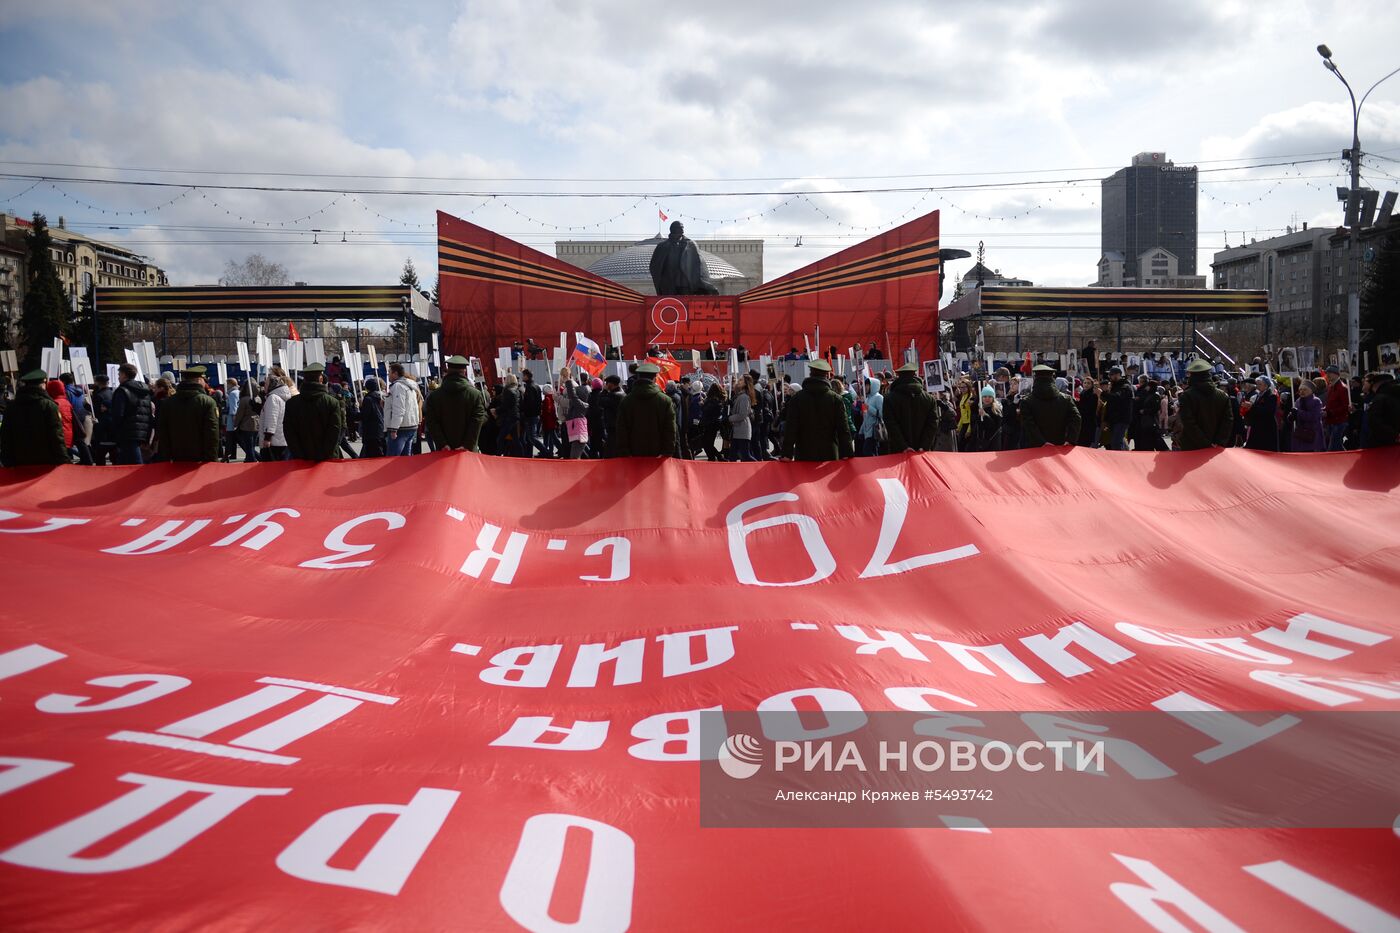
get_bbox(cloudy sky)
[2,0,1399,301]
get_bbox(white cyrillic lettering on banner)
[1242,860,1400,931]
[579,536,631,582]
[1020,621,1136,678]
[0,510,90,534]
[655,627,738,677]
[834,626,930,662]
[0,773,288,874]
[0,757,72,796]
[276,788,460,895]
[859,478,979,578]
[490,716,608,751]
[1251,612,1390,660]
[726,493,835,587]
[299,512,406,570]
[110,679,398,765]
[883,686,978,712]
[629,706,721,761]
[1022,714,1176,779]
[103,519,211,556]
[1115,623,1293,665]
[1248,670,1400,707]
[36,674,190,714]
[500,813,635,933]
[935,640,1045,684]
[460,523,528,584]
[567,639,644,688]
[210,508,301,551]
[0,644,66,682]
[480,645,563,688]
[757,688,867,741]
[1108,854,1244,933]
[1151,692,1299,763]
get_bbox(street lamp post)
[1316,44,1400,368]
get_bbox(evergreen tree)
[71,283,127,367]
[1360,230,1399,362]
[19,214,69,368]
[431,277,440,305]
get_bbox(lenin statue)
[649,221,719,296]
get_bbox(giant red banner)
[1,449,1398,930]
[438,210,940,366]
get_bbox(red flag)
[646,354,681,387]
[658,208,668,222]
[1021,351,1033,376]
[289,322,301,342]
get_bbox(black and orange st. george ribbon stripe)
[439,235,641,304]
[94,286,415,314]
[978,286,1268,317]
[739,237,939,305]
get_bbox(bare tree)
[220,253,290,286]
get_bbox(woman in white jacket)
[384,364,421,457]
[728,374,757,461]
[260,377,293,460]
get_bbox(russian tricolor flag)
[571,334,606,376]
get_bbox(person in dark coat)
[1177,360,1234,450]
[598,375,624,456]
[613,362,676,456]
[283,363,345,461]
[109,363,154,464]
[1362,372,1399,448]
[971,386,1006,451]
[1102,367,1134,450]
[425,356,487,452]
[882,362,937,452]
[155,366,221,463]
[780,359,854,461]
[1243,376,1279,451]
[91,374,117,464]
[1075,377,1102,447]
[359,377,387,457]
[0,370,67,467]
[1019,365,1081,447]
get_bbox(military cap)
[181,365,207,377]
[1032,364,1055,374]
[635,362,661,375]
[20,369,47,383]
[896,362,918,373]
[302,362,326,373]
[808,359,832,373]
[446,354,469,367]
[1186,359,1213,374]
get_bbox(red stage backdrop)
[1,449,1399,930]
[437,210,940,365]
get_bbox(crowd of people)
[2,344,1397,467]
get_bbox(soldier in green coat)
[1019,365,1081,447]
[614,362,676,457]
[781,359,854,461]
[284,363,345,461]
[1177,359,1234,450]
[425,355,487,452]
[882,362,938,452]
[156,366,221,462]
[0,370,68,467]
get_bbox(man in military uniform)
[284,362,345,461]
[426,355,487,452]
[156,365,221,463]
[781,359,854,461]
[1177,358,1233,450]
[1019,364,1081,448]
[882,361,937,452]
[613,362,676,457]
[0,369,67,467]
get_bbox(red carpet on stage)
[1,449,1397,930]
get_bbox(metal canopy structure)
[91,284,439,361]
[940,285,1268,355]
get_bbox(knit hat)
[591,377,603,390]
[981,385,996,398]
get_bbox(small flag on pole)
[658,209,668,222]
[571,335,607,376]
